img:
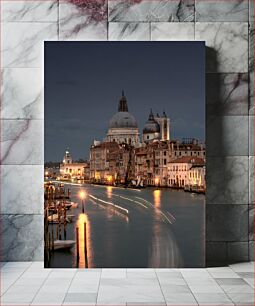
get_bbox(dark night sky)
[45,41,205,162]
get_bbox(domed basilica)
[106,91,170,146]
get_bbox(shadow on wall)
[205,46,250,266]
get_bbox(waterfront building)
[60,148,88,179]
[187,165,206,191]
[106,91,140,146]
[169,139,205,159]
[167,156,205,189]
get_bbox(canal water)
[48,183,205,268]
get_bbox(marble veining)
[206,115,248,156]
[2,22,58,68]
[0,215,43,261]
[1,0,58,22]
[195,22,248,73]
[108,0,195,22]
[151,22,194,40]
[109,22,150,40]
[59,1,107,40]
[1,165,43,215]
[1,68,43,119]
[1,119,43,165]
[206,73,248,116]
[196,0,248,22]
[206,157,249,205]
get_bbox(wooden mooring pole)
[84,222,88,268]
[76,227,80,267]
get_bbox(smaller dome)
[143,109,160,133]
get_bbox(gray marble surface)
[1,119,43,165]
[249,116,254,155]
[206,116,248,156]
[108,0,195,22]
[206,73,248,116]
[1,68,43,119]
[151,22,194,40]
[195,0,248,22]
[0,214,43,261]
[227,242,249,262]
[206,205,249,241]
[249,204,254,241]
[206,157,248,205]
[109,22,150,40]
[249,24,254,114]
[1,165,43,214]
[249,156,254,205]
[1,0,58,22]
[195,22,248,73]
[2,22,58,68]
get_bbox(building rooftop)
[169,156,205,165]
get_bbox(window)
[164,151,166,156]
[164,159,167,165]
[147,135,149,139]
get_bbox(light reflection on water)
[76,213,93,268]
[48,183,205,268]
[153,189,161,208]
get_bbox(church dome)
[108,91,138,129]
[143,109,160,133]
[109,112,138,129]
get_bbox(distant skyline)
[45,42,205,162]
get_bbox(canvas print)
[44,42,205,268]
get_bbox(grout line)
[95,267,102,305]
[61,267,78,304]
[1,262,33,296]
[154,269,168,306]
[29,266,54,305]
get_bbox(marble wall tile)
[206,116,248,156]
[1,22,58,68]
[249,241,254,260]
[250,0,254,21]
[151,22,194,40]
[249,156,254,205]
[2,0,58,22]
[1,165,43,215]
[1,68,43,119]
[0,214,43,261]
[195,0,248,22]
[0,119,43,165]
[195,22,248,73]
[206,156,248,205]
[248,24,254,114]
[249,116,254,155]
[59,1,107,40]
[109,22,150,40]
[248,205,254,241]
[108,0,195,22]
[206,204,249,241]
[227,242,249,262]
[206,73,248,116]
[206,242,227,264]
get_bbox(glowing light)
[79,190,86,200]
[107,175,113,183]
[153,189,161,208]
[107,186,112,198]
[155,177,159,185]
[45,171,49,176]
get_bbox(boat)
[48,214,75,223]
[53,240,75,250]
